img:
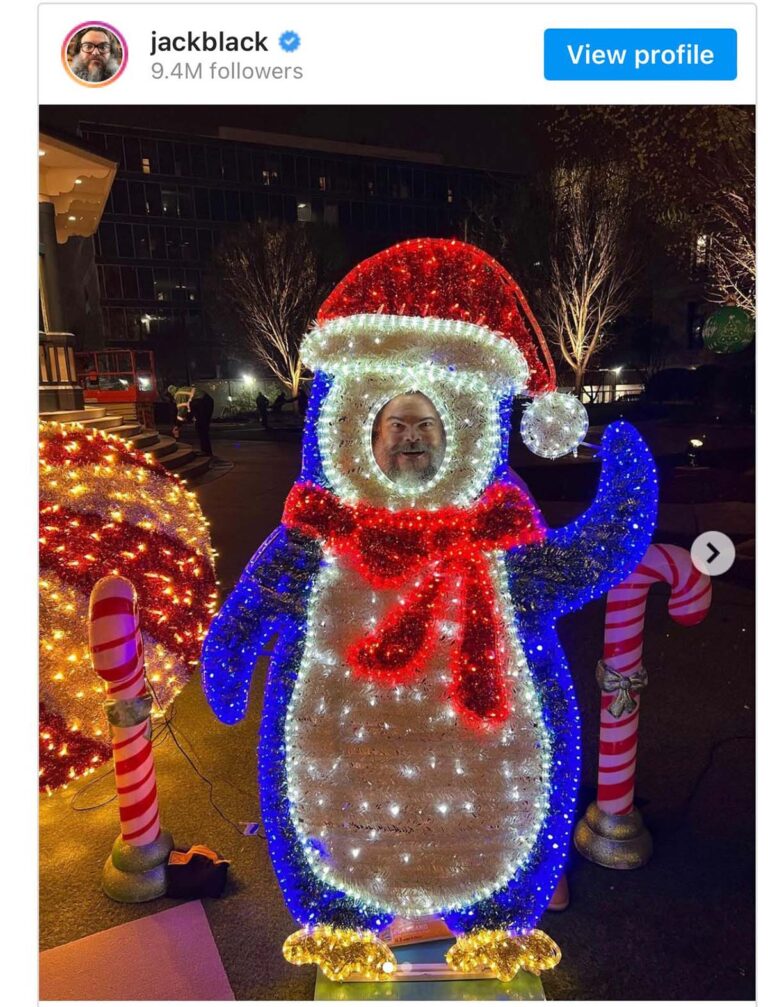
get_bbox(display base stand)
[314,939,545,1000]
[574,801,652,869]
[102,829,174,903]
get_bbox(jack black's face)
[372,392,446,485]
[71,30,118,81]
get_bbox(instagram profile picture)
[62,22,127,86]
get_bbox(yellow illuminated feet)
[283,925,398,982]
[445,928,561,981]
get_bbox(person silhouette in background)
[256,392,271,430]
[271,392,288,413]
[168,385,215,456]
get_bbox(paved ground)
[39,431,755,1000]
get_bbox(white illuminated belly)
[283,553,551,917]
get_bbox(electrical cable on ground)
[678,733,754,812]
[68,673,261,837]
[144,679,262,837]
[70,716,175,811]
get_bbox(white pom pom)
[521,391,589,459]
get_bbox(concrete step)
[154,445,198,471]
[128,429,161,450]
[172,455,211,484]
[146,435,181,460]
[108,423,144,439]
[85,415,124,431]
[39,407,107,423]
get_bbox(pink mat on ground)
[39,900,235,1001]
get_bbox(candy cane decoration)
[89,575,161,846]
[597,544,712,816]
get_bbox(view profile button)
[544,29,737,81]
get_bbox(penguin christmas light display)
[202,239,658,982]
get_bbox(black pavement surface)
[39,434,755,1001]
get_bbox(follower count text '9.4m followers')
[151,61,303,80]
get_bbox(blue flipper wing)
[201,526,320,724]
[507,421,658,616]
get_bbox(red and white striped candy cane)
[597,544,712,815]
[89,575,161,846]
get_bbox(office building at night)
[76,122,520,381]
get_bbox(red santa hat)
[302,237,556,394]
[302,238,588,458]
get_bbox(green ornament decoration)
[702,307,755,354]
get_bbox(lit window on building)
[262,169,279,186]
[161,189,182,216]
[447,188,454,203]
[693,233,710,272]
[319,176,327,191]
[297,202,312,223]
[141,157,151,175]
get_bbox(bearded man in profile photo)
[69,27,121,82]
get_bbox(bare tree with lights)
[545,107,753,251]
[540,163,637,397]
[208,222,332,397]
[706,155,755,315]
[546,106,755,317]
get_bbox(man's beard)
[70,52,120,81]
[386,446,439,485]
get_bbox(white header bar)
[40,3,755,106]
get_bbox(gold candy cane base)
[445,928,561,982]
[102,829,174,903]
[574,801,652,869]
[283,926,397,982]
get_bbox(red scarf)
[283,481,545,728]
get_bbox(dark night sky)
[39,105,557,173]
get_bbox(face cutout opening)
[371,391,447,486]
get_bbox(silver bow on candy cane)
[595,660,648,718]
